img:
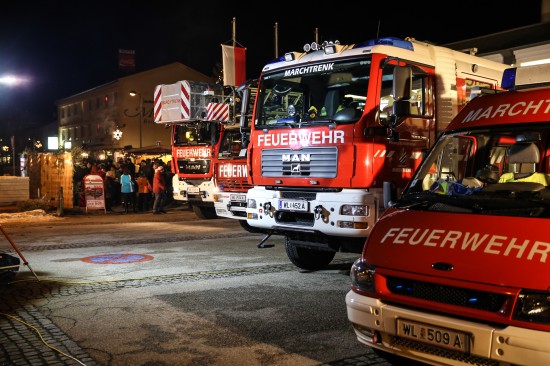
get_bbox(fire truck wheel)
[191,205,218,219]
[284,237,336,271]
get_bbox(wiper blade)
[482,182,546,193]
[396,192,481,213]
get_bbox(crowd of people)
[74,156,174,214]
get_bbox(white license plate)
[278,199,308,212]
[230,194,246,202]
[187,187,200,194]
[396,319,470,353]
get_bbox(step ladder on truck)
[153,80,241,219]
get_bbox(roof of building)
[443,21,550,56]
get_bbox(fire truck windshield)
[256,58,369,128]
[398,125,550,218]
[173,122,219,146]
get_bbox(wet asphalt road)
[0,206,410,366]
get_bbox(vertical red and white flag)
[119,49,136,71]
[222,45,246,87]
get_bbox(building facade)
[56,62,213,162]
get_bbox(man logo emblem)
[291,163,301,173]
[282,154,311,162]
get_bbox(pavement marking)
[81,253,154,264]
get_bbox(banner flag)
[222,45,246,87]
[119,49,136,71]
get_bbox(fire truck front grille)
[280,191,316,200]
[217,178,253,192]
[177,159,211,174]
[274,211,315,226]
[182,178,210,186]
[386,277,507,313]
[272,191,316,226]
[261,147,337,178]
[232,210,247,218]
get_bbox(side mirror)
[393,66,412,101]
[239,88,251,129]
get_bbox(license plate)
[278,199,308,212]
[396,319,470,353]
[230,194,246,202]
[188,187,200,194]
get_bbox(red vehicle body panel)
[365,209,550,290]
[449,88,550,130]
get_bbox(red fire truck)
[240,37,508,269]
[154,80,240,219]
[346,64,550,365]
[212,80,259,231]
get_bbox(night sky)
[0,1,544,126]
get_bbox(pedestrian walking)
[152,165,167,214]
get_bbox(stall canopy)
[125,145,171,155]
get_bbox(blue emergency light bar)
[353,37,414,51]
[501,67,517,90]
[266,37,414,66]
[501,64,550,90]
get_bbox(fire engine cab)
[240,37,508,270]
[213,80,258,232]
[346,64,550,365]
[154,80,237,219]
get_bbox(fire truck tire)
[238,220,264,234]
[284,237,336,270]
[192,205,218,219]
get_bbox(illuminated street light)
[129,90,143,148]
[0,74,29,87]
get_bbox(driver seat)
[322,90,340,117]
[499,143,548,185]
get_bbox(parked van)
[346,64,550,365]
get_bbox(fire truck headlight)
[350,258,376,293]
[337,221,368,230]
[341,204,368,216]
[513,290,550,324]
[247,198,257,209]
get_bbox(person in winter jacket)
[152,165,167,214]
[120,167,136,213]
[136,171,151,211]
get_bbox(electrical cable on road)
[0,312,87,366]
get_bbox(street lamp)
[129,90,143,148]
